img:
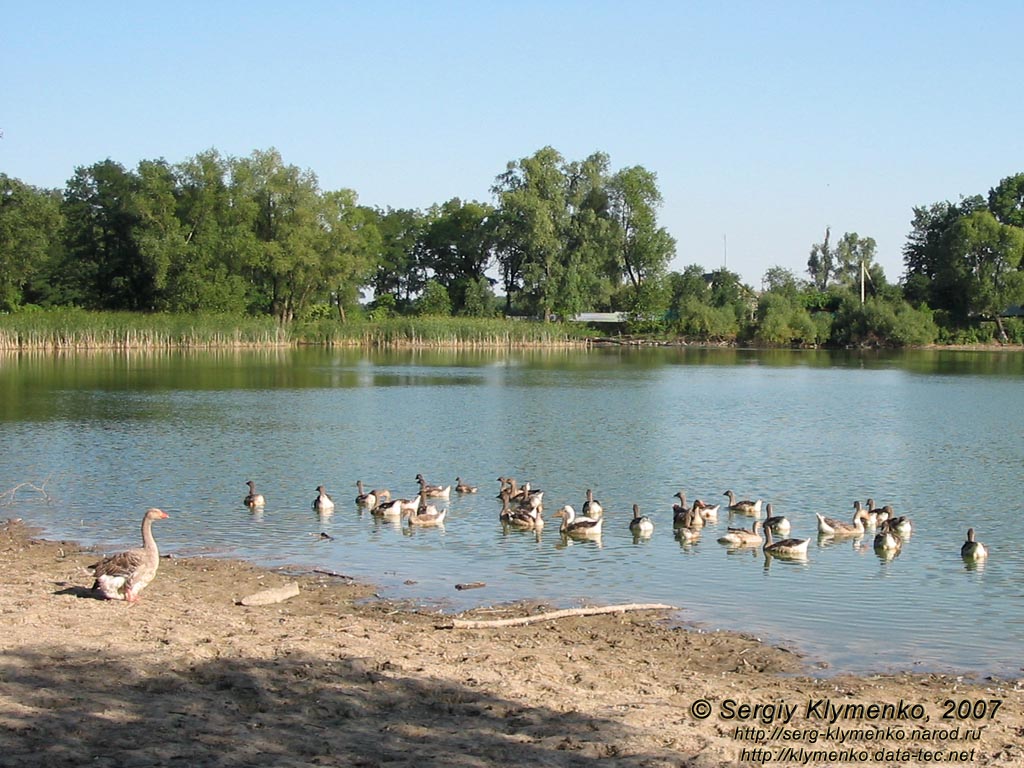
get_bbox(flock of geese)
[242,477,990,563]
[84,475,988,603]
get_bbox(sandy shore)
[1,518,1021,767]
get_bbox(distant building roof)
[572,312,627,323]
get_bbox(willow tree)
[607,165,675,316]
[492,146,569,319]
[231,149,323,322]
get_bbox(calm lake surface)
[3,346,1022,677]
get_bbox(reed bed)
[0,310,289,350]
[0,311,597,351]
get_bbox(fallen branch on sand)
[441,603,676,629]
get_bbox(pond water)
[3,346,1022,677]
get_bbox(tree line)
[1,146,1023,346]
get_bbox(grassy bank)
[0,310,592,350]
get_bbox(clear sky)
[3,1,1022,288]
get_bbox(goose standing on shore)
[724,490,763,516]
[90,508,169,603]
[312,485,335,514]
[244,480,265,508]
[960,528,988,560]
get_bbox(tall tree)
[0,175,63,310]
[318,191,380,322]
[936,210,1024,338]
[833,232,885,298]
[372,207,425,308]
[418,198,496,314]
[60,160,150,309]
[231,149,323,322]
[988,172,1024,228]
[607,165,675,293]
[901,196,986,308]
[492,146,569,319]
[806,226,833,291]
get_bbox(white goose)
[555,504,603,538]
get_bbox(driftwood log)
[442,603,676,629]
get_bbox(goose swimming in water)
[555,504,603,538]
[717,519,763,547]
[878,509,911,536]
[763,503,791,535]
[816,507,869,537]
[416,474,451,500]
[672,492,703,529]
[90,508,169,603]
[355,481,390,509]
[455,477,478,494]
[312,485,335,513]
[581,489,603,520]
[723,490,762,516]
[873,529,903,554]
[762,525,809,558]
[244,480,265,508]
[628,504,654,537]
[960,527,988,560]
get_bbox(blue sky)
[3,1,1022,288]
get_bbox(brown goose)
[243,480,265,508]
[355,481,390,509]
[90,508,169,603]
[717,519,763,546]
[455,477,478,494]
[416,473,451,500]
[723,490,763,516]
[816,507,869,536]
[961,528,988,560]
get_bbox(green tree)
[415,279,453,316]
[318,190,380,322]
[0,175,63,310]
[607,165,676,293]
[806,226,834,290]
[372,207,425,308]
[492,146,569,319]
[988,172,1024,228]
[59,160,150,309]
[901,196,986,308]
[231,149,324,322]
[418,198,496,314]
[833,232,885,297]
[937,210,1024,339]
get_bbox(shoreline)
[2,517,1021,767]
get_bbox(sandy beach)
[1,517,1021,767]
